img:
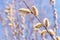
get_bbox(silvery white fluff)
[34,23,42,28]
[43,18,50,27]
[50,0,55,5]
[19,8,30,15]
[32,5,38,16]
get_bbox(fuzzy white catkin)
[32,5,38,16]
[5,6,14,16]
[34,23,42,28]
[56,36,60,40]
[43,18,50,27]
[34,28,41,32]
[8,23,12,26]
[5,6,10,13]
[4,8,10,15]
[50,0,55,5]
[19,8,30,15]
[48,29,55,36]
[40,30,47,35]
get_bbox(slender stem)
[23,1,55,40]
[23,1,42,23]
[44,26,55,40]
[21,15,26,40]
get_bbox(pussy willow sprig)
[50,0,58,36]
[23,1,56,40]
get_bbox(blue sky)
[0,0,60,40]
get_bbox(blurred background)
[0,0,60,40]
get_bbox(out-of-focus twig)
[50,0,58,36]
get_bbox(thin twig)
[23,1,55,40]
[50,0,58,36]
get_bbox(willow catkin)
[34,23,42,28]
[32,5,38,16]
[7,16,15,22]
[8,23,12,26]
[48,29,55,36]
[50,0,55,5]
[34,28,40,32]
[56,36,60,40]
[5,5,14,16]
[4,6,10,16]
[18,8,30,15]
[5,6,10,13]
[43,18,50,27]
[40,30,47,35]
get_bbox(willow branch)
[23,1,55,40]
